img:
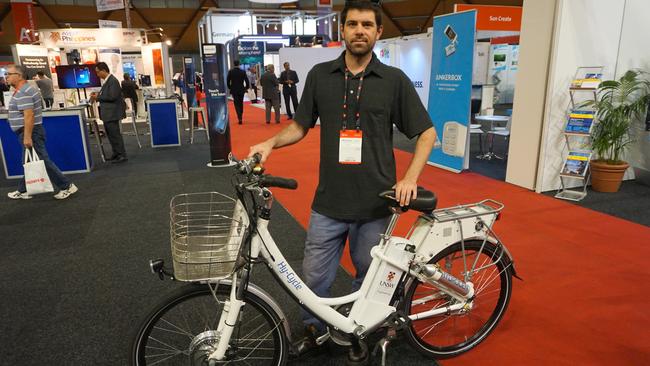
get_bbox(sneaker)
[53,183,78,200]
[7,191,32,200]
[290,324,327,359]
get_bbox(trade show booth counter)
[147,98,180,147]
[0,108,92,179]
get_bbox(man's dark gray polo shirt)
[294,51,433,220]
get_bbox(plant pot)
[590,160,629,192]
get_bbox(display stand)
[90,102,107,163]
[555,66,602,201]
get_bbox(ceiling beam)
[129,3,155,30]
[379,4,404,36]
[33,1,61,28]
[101,10,115,21]
[176,0,216,44]
[0,4,12,25]
[420,0,442,32]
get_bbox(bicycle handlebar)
[260,175,298,190]
[236,153,298,190]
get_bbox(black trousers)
[232,92,245,122]
[283,88,298,117]
[104,120,126,158]
[43,98,54,108]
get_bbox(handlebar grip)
[260,175,298,190]
[252,153,262,164]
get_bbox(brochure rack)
[555,66,603,201]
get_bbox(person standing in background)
[35,72,54,109]
[5,64,78,200]
[90,62,128,163]
[279,62,299,119]
[246,67,259,103]
[0,77,10,107]
[226,60,250,125]
[260,64,281,124]
[121,73,139,117]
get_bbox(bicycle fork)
[209,273,245,361]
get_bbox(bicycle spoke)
[146,352,182,365]
[155,317,195,338]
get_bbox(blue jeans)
[18,124,71,193]
[302,210,390,329]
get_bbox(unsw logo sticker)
[379,271,397,290]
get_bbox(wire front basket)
[170,192,250,282]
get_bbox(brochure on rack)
[571,73,602,89]
[560,151,592,178]
[565,110,595,134]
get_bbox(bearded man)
[248,0,437,356]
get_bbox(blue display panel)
[148,101,180,147]
[0,112,91,179]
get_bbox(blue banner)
[237,41,264,65]
[427,10,476,172]
[202,44,232,165]
[183,56,196,107]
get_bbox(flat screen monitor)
[140,74,151,87]
[55,64,102,89]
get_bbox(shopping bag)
[247,88,256,101]
[23,148,54,195]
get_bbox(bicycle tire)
[402,240,513,359]
[130,283,289,365]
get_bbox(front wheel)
[130,283,289,365]
[402,240,513,359]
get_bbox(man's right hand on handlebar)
[248,139,275,163]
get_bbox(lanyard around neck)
[342,68,365,130]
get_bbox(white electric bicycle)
[131,154,518,365]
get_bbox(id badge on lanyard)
[339,129,362,164]
[339,68,364,165]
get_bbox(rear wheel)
[403,240,513,359]
[131,283,288,365]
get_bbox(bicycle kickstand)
[372,328,396,366]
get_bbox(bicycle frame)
[207,189,509,361]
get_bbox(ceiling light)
[274,25,278,30]
[165,39,172,46]
[325,19,328,24]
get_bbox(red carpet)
[226,101,650,365]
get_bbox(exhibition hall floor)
[0,102,648,365]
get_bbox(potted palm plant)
[582,70,650,192]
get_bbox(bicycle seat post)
[381,208,402,241]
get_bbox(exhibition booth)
[371,4,521,176]
[198,8,339,86]
[0,27,180,179]
[508,0,650,196]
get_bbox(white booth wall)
[278,47,342,115]
[617,0,650,180]
[528,0,650,192]
[374,33,432,109]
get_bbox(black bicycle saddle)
[379,187,438,213]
